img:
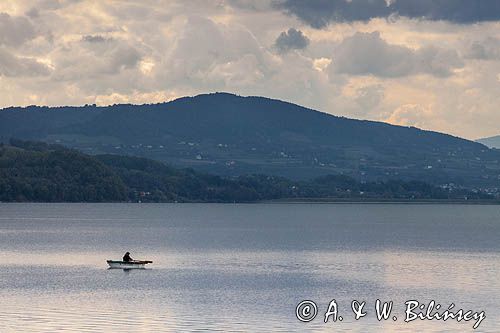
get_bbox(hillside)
[477,135,500,149]
[0,140,127,202]
[1,93,499,188]
[1,140,490,203]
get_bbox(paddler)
[123,252,133,262]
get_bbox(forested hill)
[0,140,127,202]
[1,93,499,188]
[0,140,493,203]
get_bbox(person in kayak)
[123,252,133,262]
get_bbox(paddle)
[132,260,153,264]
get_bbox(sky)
[0,0,499,140]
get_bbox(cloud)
[154,15,274,91]
[278,0,500,28]
[82,35,108,43]
[466,37,500,60]
[25,8,40,18]
[274,28,309,53]
[0,13,36,46]
[354,84,385,111]
[330,32,463,77]
[0,48,50,77]
[53,37,143,81]
[385,103,435,129]
[225,0,275,11]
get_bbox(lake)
[0,203,499,332]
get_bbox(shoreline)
[1,199,499,205]
[261,198,500,204]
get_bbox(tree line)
[0,139,492,203]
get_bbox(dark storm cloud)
[278,0,500,28]
[274,28,309,53]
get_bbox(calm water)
[0,203,499,332]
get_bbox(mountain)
[477,135,500,149]
[1,140,491,202]
[1,92,499,188]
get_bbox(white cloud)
[385,103,435,129]
[329,31,463,77]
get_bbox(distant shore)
[2,141,496,204]
[262,198,500,204]
[1,199,499,205]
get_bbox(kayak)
[107,260,153,269]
